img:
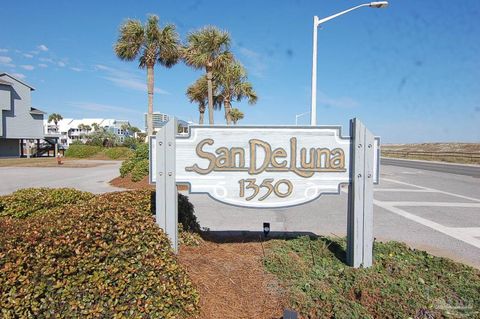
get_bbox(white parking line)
[374,188,435,192]
[374,200,480,249]
[382,178,480,202]
[379,202,480,208]
[452,228,480,238]
[344,178,480,248]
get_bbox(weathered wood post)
[155,119,178,253]
[347,118,375,268]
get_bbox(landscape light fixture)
[263,222,271,237]
[310,1,389,126]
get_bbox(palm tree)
[217,61,257,125]
[183,26,233,125]
[92,123,100,132]
[229,108,244,125]
[186,75,221,125]
[115,15,180,136]
[48,113,63,133]
[186,77,207,125]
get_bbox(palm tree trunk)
[206,64,214,125]
[199,105,205,125]
[147,64,154,136]
[224,98,232,125]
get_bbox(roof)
[47,118,130,132]
[0,73,35,90]
[30,107,46,115]
[0,78,13,86]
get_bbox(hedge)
[119,143,150,181]
[0,190,199,318]
[0,188,94,218]
[103,147,133,160]
[65,145,133,160]
[131,159,149,182]
[65,144,102,158]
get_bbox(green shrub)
[119,143,150,180]
[134,143,149,160]
[131,159,149,182]
[65,144,102,158]
[85,130,119,147]
[103,147,133,160]
[122,136,138,149]
[0,188,94,218]
[119,159,135,177]
[178,193,201,233]
[0,190,199,318]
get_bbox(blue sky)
[1,0,479,142]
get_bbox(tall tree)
[183,26,233,125]
[114,15,180,136]
[48,113,63,126]
[229,108,244,125]
[186,77,207,125]
[217,61,257,125]
[186,75,220,125]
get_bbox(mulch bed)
[110,175,154,190]
[111,175,286,317]
[179,241,286,319]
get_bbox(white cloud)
[237,46,267,78]
[38,44,49,52]
[38,63,48,68]
[94,64,109,71]
[0,48,8,53]
[58,61,66,67]
[39,57,54,63]
[95,64,169,94]
[317,91,359,109]
[0,56,13,64]
[20,65,35,71]
[103,76,168,94]
[70,67,82,72]
[23,53,34,58]
[11,73,26,79]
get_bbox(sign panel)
[153,126,354,208]
[150,126,380,208]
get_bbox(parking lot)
[186,161,480,268]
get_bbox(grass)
[381,152,480,165]
[264,236,480,318]
[382,143,480,165]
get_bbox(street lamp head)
[369,1,389,8]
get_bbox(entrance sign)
[150,118,379,268]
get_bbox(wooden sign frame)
[150,118,378,268]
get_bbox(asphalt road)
[0,160,122,195]
[381,158,480,177]
[184,160,480,268]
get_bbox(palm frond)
[158,24,181,68]
[114,19,144,62]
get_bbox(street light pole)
[295,111,310,125]
[310,16,319,126]
[310,1,388,126]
